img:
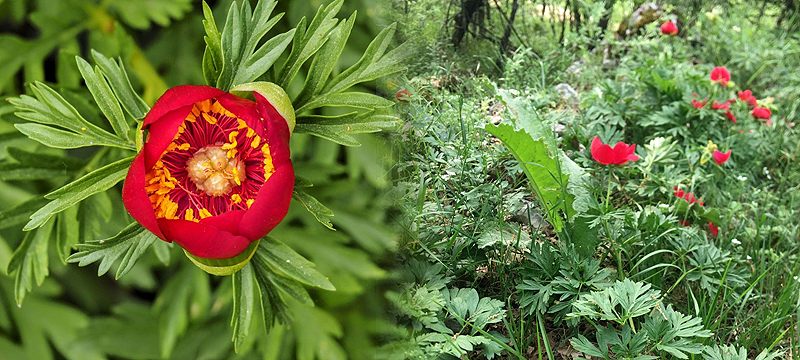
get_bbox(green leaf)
[108,0,192,30]
[0,197,48,231]
[297,92,394,114]
[55,205,79,264]
[0,148,82,181]
[76,56,130,141]
[278,0,342,89]
[13,123,123,149]
[0,26,83,95]
[324,23,412,94]
[67,223,158,279]
[296,12,356,106]
[295,117,399,147]
[201,1,223,85]
[569,279,662,325]
[484,90,590,231]
[25,156,132,231]
[153,268,206,358]
[255,238,335,291]
[7,219,54,305]
[8,82,132,149]
[231,29,295,86]
[231,263,256,353]
[293,189,335,230]
[91,50,149,119]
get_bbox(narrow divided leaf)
[67,223,158,279]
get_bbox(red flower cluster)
[660,20,679,36]
[712,149,731,165]
[673,186,704,206]
[752,106,772,125]
[123,85,295,260]
[692,99,706,109]
[590,136,639,165]
[738,90,757,107]
[710,66,731,86]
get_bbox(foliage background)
[0,0,404,359]
[387,0,800,359]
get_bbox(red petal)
[239,94,294,238]
[590,137,614,165]
[122,152,165,239]
[158,211,250,259]
[143,85,225,127]
[143,105,194,169]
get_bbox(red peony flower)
[707,222,719,237]
[122,85,295,261]
[692,99,707,109]
[674,186,704,206]
[590,136,639,165]
[711,100,731,111]
[724,110,736,123]
[660,20,679,36]
[710,66,731,86]
[737,90,757,107]
[712,149,731,165]
[751,106,771,120]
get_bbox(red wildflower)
[122,85,295,261]
[660,20,679,36]
[707,222,719,237]
[737,90,757,107]
[679,220,691,227]
[590,136,639,165]
[712,149,731,165]
[710,66,731,86]
[674,186,704,206]
[692,99,707,109]
[724,110,736,123]
[711,100,731,111]
[751,106,771,121]
[395,88,412,102]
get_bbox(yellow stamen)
[246,199,255,208]
[231,194,242,204]
[251,135,261,148]
[184,208,195,221]
[202,112,217,125]
[199,208,212,219]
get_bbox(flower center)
[186,145,245,196]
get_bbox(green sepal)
[231,82,295,134]
[184,239,260,276]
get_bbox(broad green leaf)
[293,189,335,230]
[255,238,335,291]
[485,93,588,231]
[76,56,130,141]
[7,219,54,305]
[67,223,158,279]
[25,156,132,231]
